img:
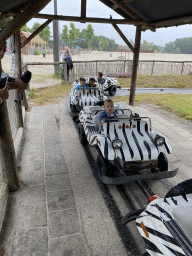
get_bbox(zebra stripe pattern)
[136,194,192,255]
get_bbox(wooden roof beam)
[36,13,148,25]
[81,0,87,22]
[21,19,52,48]
[0,0,51,45]
[110,0,141,20]
[112,23,134,52]
[151,15,192,28]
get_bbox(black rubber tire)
[165,179,192,198]
[70,104,76,113]
[142,253,150,256]
[78,124,88,145]
[157,152,168,172]
[108,85,117,96]
[97,154,109,176]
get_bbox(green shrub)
[34,49,41,55]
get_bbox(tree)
[61,25,69,46]
[164,41,175,53]
[20,24,29,32]
[69,22,76,46]
[85,24,94,49]
[29,22,50,42]
[39,25,50,42]
[0,17,12,29]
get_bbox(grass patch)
[27,82,71,106]
[114,93,192,121]
[117,74,192,89]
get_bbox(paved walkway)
[0,98,192,255]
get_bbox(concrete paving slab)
[45,162,68,176]
[11,228,48,256]
[46,174,72,192]
[47,190,76,211]
[49,234,87,256]
[49,208,80,238]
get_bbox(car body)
[123,179,192,256]
[72,75,120,96]
[78,104,178,184]
[69,85,107,119]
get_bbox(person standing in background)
[62,46,73,81]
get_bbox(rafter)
[81,0,87,21]
[112,24,134,52]
[151,15,192,28]
[21,19,52,48]
[110,0,141,20]
[35,13,148,25]
[0,0,51,45]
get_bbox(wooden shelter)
[1,0,192,190]
[20,31,46,55]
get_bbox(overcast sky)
[26,0,192,47]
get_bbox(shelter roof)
[100,0,192,30]
[21,31,46,44]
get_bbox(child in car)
[88,77,96,87]
[99,99,118,125]
[76,77,87,90]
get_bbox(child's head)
[98,72,103,78]
[79,77,86,86]
[103,99,114,116]
[89,77,95,86]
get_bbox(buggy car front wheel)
[165,179,192,198]
[78,124,88,145]
[108,85,117,96]
[157,152,168,172]
[97,154,109,176]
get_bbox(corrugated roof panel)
[125,0,192,22]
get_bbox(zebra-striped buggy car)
[69,85,107,119]
[72,75,120,96]
[123,179,192,256]
[78,104,178,184]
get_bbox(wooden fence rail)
[23,59,192,83]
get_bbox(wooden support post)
[151,61,155,76]
[0,101,20,191]
[181,62,184,75]
[129,25,141,106]
[14,31,23,128]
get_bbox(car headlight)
[154,135,165,146]
[98,95,103,100]
[112,139,123,149]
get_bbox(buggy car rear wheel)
[165,179,192,198]
[70,104,76,112]
[97,154,109,176]
[78,124,88,145]
[157,152,168,172]
[108,85,117,96]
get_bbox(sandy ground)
[1,51,192,89]
[2,51,192,75]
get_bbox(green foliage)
[34,49,41,55]
[20,24,29,32]
[164,37,192,54]
[59,24,119,50]
[140,40,160,52]
[85,24,94,49]
[0,17,12,29]
[61,25,69,45]
[27,87,35,98]
[30,22,51,41]
[69,22,76,45]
